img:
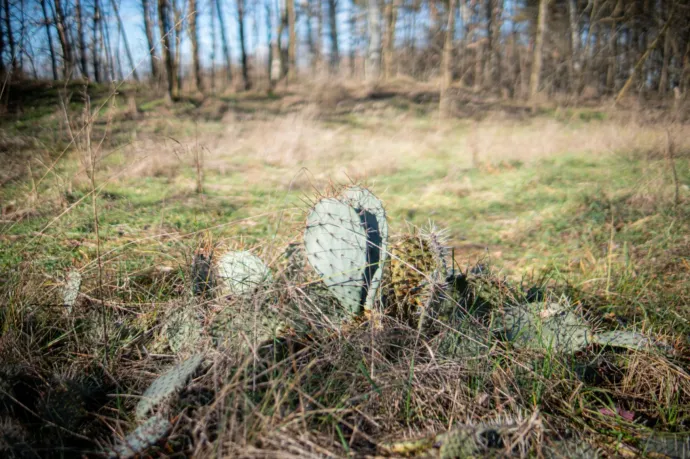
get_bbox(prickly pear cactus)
[501,299,593,353]
[339,186,389,310]
[155,306,203,354]
[62,270,82,313]
[304,198,369,315]
[389,228,448,327]
[591,330,665,352]
[136,353,204,420]
[107,414,172,459]
[216,251,272,296]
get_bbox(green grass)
[1,83,689,457]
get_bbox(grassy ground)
[1,80,689,457]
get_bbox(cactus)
[216,251,272,296]
[157,306,202,354]
[339,186,389,310]
[62,270,81,313]
[304,198,369,315]
[590,330,662,351]
[501,300,593,353]
[136,353,204,420]
[107,414,171,459]
[389,227,449,328]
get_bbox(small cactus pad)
[136,353,204,420]
[216,251,272,296]
[107,414,172,459]
[339,186,389,309]
[62,270,82,312]
[305,198,369,315]
[591,330,658,351]
[502,301,593,353]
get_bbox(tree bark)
[615,0,677,105]
[53,0,74,78]
[440,0,456,118]
[111,0,139,81]
[172,0,184,93]
[158,0,177,99]
[237,0,251,89]
[658,2,672,95]
[349,1,357,77]
[3,0,16,72]
[286,0,296,81]
[188,0,203,91]
[215,0,232,82]
[529,0,549,106]
[92,0,101,82]
[142,0,158,80]
[382,0,401,80]
[40,0,58,80]
[75,0,89,78]
[327,0,339,72]
[366,0,381,81]
[567,0,579,92]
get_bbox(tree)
[158,0,177,99]
[440,0,456,118]
[40,0,58,80]
[529,0,548,106]
[215,0,232,82]
[327,0,339,72]
[189,0,203,91]
[75,0,89,79]
[142,0,159,80]
[382,0,401,80]
[53,0,74,78]
[237,0,250,89]
[366,0,381,81]
[111,0,139,81]
[3,0,16,73]
[287,0,296,80]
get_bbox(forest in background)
[0,0,689,111]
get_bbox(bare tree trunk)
[316,0,323,74]
[382,0,401,80]
[286,0,296,81]
[440,0,456,118]
[53,0,74,78]
[529,0,548,106]
[606,23,617,94]
[93,0,102,82]
[658,2,672,95]
[188,0,203,91]
[75,0,89,78]
[0,3,5,76]
[616,1,677,105]
[215,0,232,82]
[327,0,339,72]
[489,0,503,93]
[366,0,381,81]
[264,0,272,84]
[100,5,116,80]
[111,0,139,81]
[40,0,58,80]
[141,0,158,80]
[3,0,16,72]
[158,0,177,99]
[237,0,251,89]
[172,0,184,93]
[349,1,357,77]
[567,0,579,92]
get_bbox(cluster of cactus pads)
[52,184,674,457]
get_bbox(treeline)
[0,0,689,105]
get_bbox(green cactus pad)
[136,353,204,420]
[305,198,369,315]
[591,330,658,351]
[107,414,171,459]
[339,186,389,310]
[62,270,81,312]
[216,251,272,296]
[502,301,593,353]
